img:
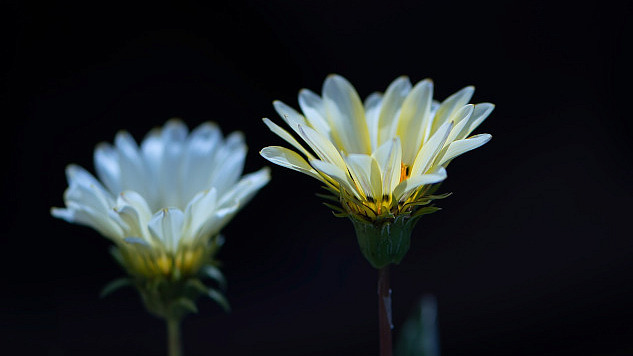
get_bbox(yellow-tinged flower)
[52,119,270,317]
[260,75,493,268]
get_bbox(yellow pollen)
[400,163,410,183]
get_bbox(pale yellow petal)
[410,121,453,176]
[262,118,314,160]
[397,79,433,165]
[430,86,474,134]
[260,146,324,181]
[297,124,347,171]
[377,76,411,147]
[372,138,402,196]
[322,75,371,154]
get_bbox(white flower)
[52,119,270,278]
[260,74,493,220]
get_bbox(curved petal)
[94,143,122,195]
[262,118,314,160]
[364,92,383,151]
[393,167,447,202]
[410,121,453,176]
[397,79,433,165]
[114,131,149,196]
[217,167,271,209]
[461,103,495,140]
[322,75,371,154]
[183,188,218,243]
[437,134,492,166]
[148,208,185,252]
[344,154,382,201]
[260,146,324,181]
[181,122,222,200]
[377,76,411,147]
[310,159,360,199]
[372,138,402,196]
[430,86,474,134]
[297,124,347,171]
[298,89,330,137]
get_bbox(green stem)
[378,266,393,356]
[167,317,183,356]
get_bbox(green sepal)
[185,278,210,294]
[322,202,347,216]
[171,297,198,314]
[100,277,132,298]
[208,288,231,312]
[350,215,418,269]
[410,206,441,219]
[109,246,125,267]
[201,265,227,290]
[426,192,452,200]
[315,192,340,203]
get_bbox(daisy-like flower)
[51,120,270,323]
[260,75,493,268]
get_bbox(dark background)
[2,0,632,355]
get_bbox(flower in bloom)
[52,119,270,316]
[260,75,493,268]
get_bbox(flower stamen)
[400,163,411,183]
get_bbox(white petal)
[297,124,347,171]
[94,143,122,195]
[437,134,492,166]
[114,131,148,195]
[180,122,222,201]
[393,167,447,201]
[443,105,474,146]
[217,167,271,209]
[66,164,113,201]
[161,119,189,142]
[372,138,402,196]
[64,169,114,213]
[344,154,382,201]
[298,89,331,137]
[322,74,371,154]
[377,76,411,147]
[157,123,189,208]
[410,121,453,176]
[364,92,383,151]
[207,132,247,196]
[139,128,164,205]
[183,188,218,242]
[262,118,314,160]
[52,202,123,240]
[310,159,361,199]
[461,103,495,140]
[274,100,308,132]
[113,190,153,240]
[148,208,185,252]
[430,86,475,134]
[397,79,433,165]
[260,146,324,181]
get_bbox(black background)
[3,1,632,355]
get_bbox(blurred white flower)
[52,119,270,279]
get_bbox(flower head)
[52,119,269,316]
[260,75,493,267]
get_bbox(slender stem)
[378,266,393,356]
[167,317,183,356]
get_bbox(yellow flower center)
[122,246,206,280]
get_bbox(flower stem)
[167,317,183,356]
[378,266,393,356]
